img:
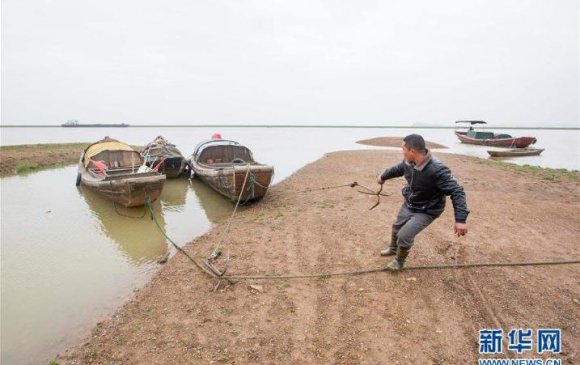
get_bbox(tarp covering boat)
[83,140,136,167]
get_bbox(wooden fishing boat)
[76,137,166,207]
[455,121,537,148]
[487,148,545,157]
[189,139,274,202]
[142,136,186,178]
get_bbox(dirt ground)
[357,136,448,149]
[58,149,579,364]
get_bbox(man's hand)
[377,175,384,185]
[454,222,468,237]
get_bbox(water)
[1,126,579,171]
[1,127,578,364]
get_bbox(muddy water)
[0,167,232,365]
[1,127,579,170]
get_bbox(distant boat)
[141,136,187,178]
[189,139,274,202]
[487,148,545,157]
[62,120,129,127]
[76,137,165,207]
[454,121,537,148]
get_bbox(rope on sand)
[143,182,579,282]
[146,206,579,282]
[218,260,580,281]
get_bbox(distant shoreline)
[2,141,578,177]
[61,124,129,128]
[1,125,578,130]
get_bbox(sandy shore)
[54,148,580,364]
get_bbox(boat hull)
[145,156,186,178]
[487,148,544,157]
[192,163,274,202]
[79,165,166,207]
[142,142,187,178]
[455,132,537,148]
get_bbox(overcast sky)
[1,0,578,126]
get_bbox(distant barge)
[62,120,129,128]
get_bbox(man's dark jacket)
[380,154,469,223]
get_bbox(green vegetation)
[15,161,40,174]
[13,161,70,176]
[0,143,90,153]
[484,159,580,181]
[0,142,144,177]
[47,360,60,365]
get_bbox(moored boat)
[487,148,545,157]
[76,137,166,207]
[455,121,537,148]
[189,139,274,202]
[142,136,186,178]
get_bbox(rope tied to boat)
[144,197,218,278]
[205,164,252,276]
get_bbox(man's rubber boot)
[380,232,398,256]
[386,246,410,271]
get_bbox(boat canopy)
[467,130,495,139]
[192,140,254,164]
[83,139,139,167]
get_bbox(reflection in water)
[78,185,170,264]
[188,178,238,224]
[159,177,189,210]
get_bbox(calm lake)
[0,127,578,364]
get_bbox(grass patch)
[15,161,39,174]
[0,143,90,153]
[13,161,70,176]
[485,160,580,181]
[1,142,144,177]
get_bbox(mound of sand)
[357,136,448,149]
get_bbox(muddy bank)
[357,136,448,149]
[58,149,579,364]
[0,143,145,177]
[0,143,89,177]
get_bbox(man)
[377,134,469,271]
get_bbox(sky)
[1,0,578,126]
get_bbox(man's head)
[402,134,427,163]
